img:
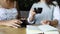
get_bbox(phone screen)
[34,8,42,14]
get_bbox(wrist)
[0,21,6,25]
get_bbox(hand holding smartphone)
[34,8,42,14]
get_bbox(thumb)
[46,22,50,25]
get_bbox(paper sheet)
[26,25,59,34]
[38,25,58,32]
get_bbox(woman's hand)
[41,20,58,27]
[10,19,23,24]
[31,11,36,17]
[3,19,23,28]
[41,20,51,25]
[29,9,36,22]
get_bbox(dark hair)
[37,0,55,7]
[8,0,16,2]
[56,0,60,7]
[46,0,56,7]
[9,0,21,19]
[15,0,21,19]
[46,0,54,5]
[37,0,54,5]
[16,2,21,20]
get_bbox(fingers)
[4,20,22,28]
[10,25,18,28]
[14,20,23,24]
[11,19,23,24]
[46,22,50,25]
[31,11,36,16]
[17,20,23,24]
[41,20,50,25]
[12,23,21,27]
[6,23,21,28]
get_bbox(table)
[33,25,60,34]
[57,25,60,34]
[0,25,60,34]
[0,26,26,34]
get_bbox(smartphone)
[34,8,42,14]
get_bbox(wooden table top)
[0,26,26,34]
[0,25,60,34]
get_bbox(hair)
[7,0,21,19]
[56,0,60,7]
[46,0,56,8]
[37,0,55,8]
[7,0,16,2]
[46,0,54,5]
[16,1,21,20]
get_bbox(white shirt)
[53,6,60,24]
[27,2,60,24]
[0,8,18,20]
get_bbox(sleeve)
[53,6,60,24]
[0,9,6,20]
[27,3,36,24]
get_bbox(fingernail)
[15,27,18,28]
[21,22,23,23]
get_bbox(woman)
[27,0,59,26]
[0,0,22,28]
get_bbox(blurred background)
[16,0,59,27]
[17,0,37,11]
[17,0,57,11]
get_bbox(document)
[26,25,43,34]
[38,25,58,32]
[26,25,59,34]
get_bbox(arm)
[0,20,6,25]
[27,8,36,24]
[0,9,22,28]
[27,3,36,24]
[0,19,22,28]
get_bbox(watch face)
[34,8,42,14]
